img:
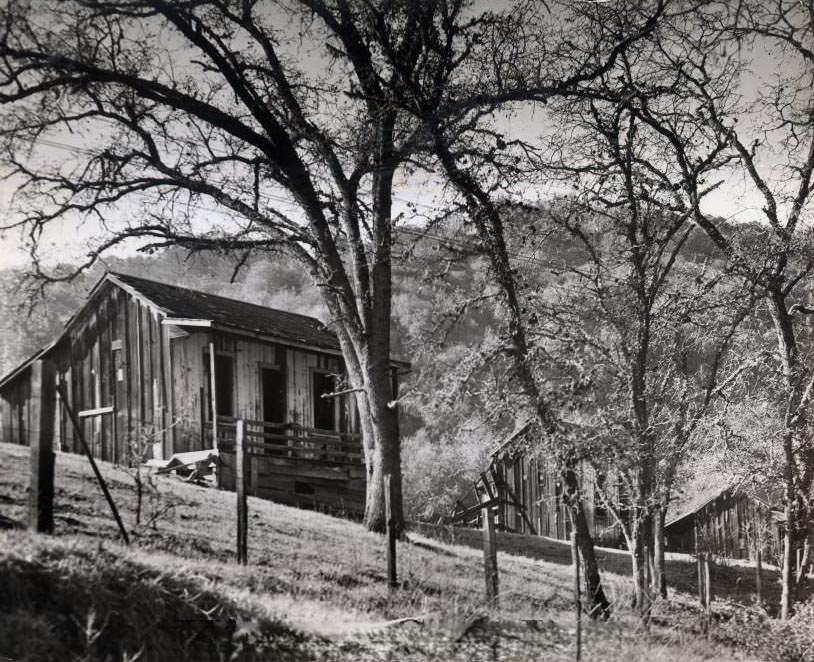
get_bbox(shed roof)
[107,272,341,352]
[666,479,784,530]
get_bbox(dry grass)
[0,442,802,661]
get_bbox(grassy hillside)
[0,442,808,661]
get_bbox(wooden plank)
[107,293,119,463]
[29,360,56,533]
[143,304,154,428]
[98,299,110,461]
[150,311,162,442]
[121,289,133,454]
[64,361,74,452]
[161,314,174,457]
[132,298,144,439]
[244,434,362,452]
[209,339,218,451]
[199,386,206,450]
[250,447,363,463]
[78,406,115,418]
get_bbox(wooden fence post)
[571,530,582,662]
[480,490,499,605]
[235,419,248,565]
[704,554,713,613]
[697,552,705,607]
[755,549,763,607]
[29,360,56,533]
[385,473,397,589]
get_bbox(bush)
[402,429,491,523]
[715,599,814,662]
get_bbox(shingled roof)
[109,272,341,352]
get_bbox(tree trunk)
[781,502,795,620]
[653,506,667,599]
[768,290,803,620]
[630,521,652,620]
[796,536,810,588]
[564,467,611,619]
[356,360,403,535]
[432,135,611,616]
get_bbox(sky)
[0,2,802,273]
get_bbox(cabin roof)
[0,271,409,390]
[107,272,341,352]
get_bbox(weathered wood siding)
[60,283,172,462]
[166,329,365,512]
[216,420,366,514]
[0,365,31,445]
[492,452,624,547]
[665,490,782,560]
[171,330,355,452]
[1,281,173,464]
[1,279,369,513]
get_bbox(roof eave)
[167,319,409,368]
[0,335,62,390]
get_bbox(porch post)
[209,339,218,451]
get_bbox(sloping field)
[0,442,804,661]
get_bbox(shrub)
[402,429,491,523]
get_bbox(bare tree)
[0,0,543,532]
[558,0,814,617]
[528,195,756,614]
[396,0,674,619]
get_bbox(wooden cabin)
[0,271,405,514]
[487,424,625,547]
[665,485,783,560]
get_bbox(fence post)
[571,530,582,662]
[704,554,713,612]
[385,473,397,589]
[480,490,499,605]
[235,419,248,565]
[697,552,705,607]
[29,360,56,533]
[755,549,763,607]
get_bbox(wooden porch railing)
[206,416,364,465]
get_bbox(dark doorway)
[204,353,234,419]
[214,355,234,418]
[313,371,336,431]
[261,367,285,424]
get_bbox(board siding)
[1,281,372,512]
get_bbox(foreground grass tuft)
[0,532,321,662]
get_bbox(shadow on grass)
[0,532,317,662]
[408,521,813,614]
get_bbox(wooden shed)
[665,485,783,560]
[487,424,625,547]
[0,271,405,514]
